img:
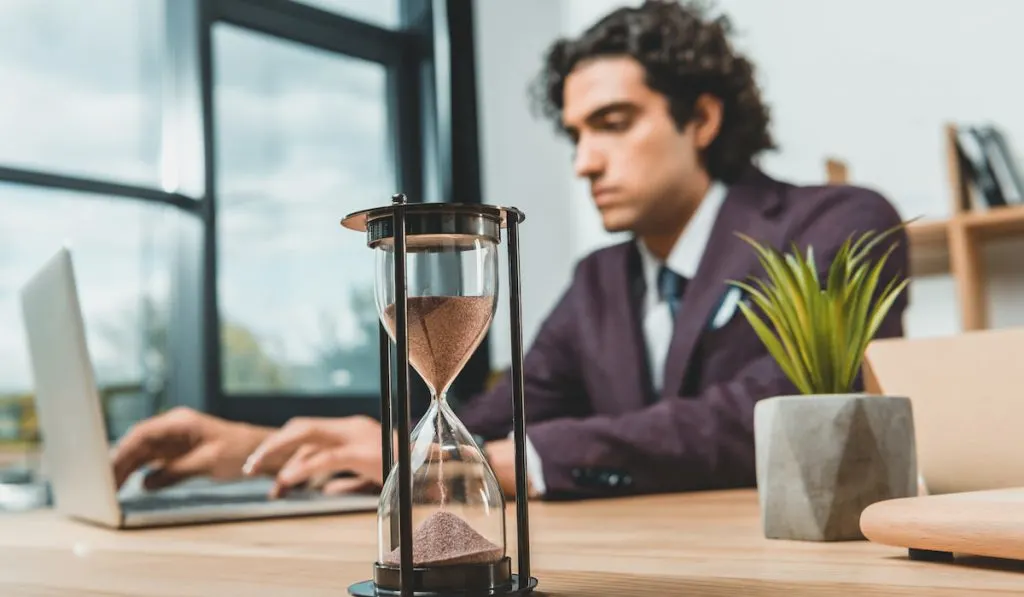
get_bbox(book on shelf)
[979,126,1024,206]
[954,124,1024,209]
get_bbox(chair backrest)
[824,157,849,184]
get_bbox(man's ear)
[692,93,723,150]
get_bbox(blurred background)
[2,0,1022,506]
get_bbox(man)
[111,0,909,500]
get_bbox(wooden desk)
[1,490,1022,596]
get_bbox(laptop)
[863,327,1024,496]
[19,247,379,528]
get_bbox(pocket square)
[710,286,744,330]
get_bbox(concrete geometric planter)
[754,394,917,541]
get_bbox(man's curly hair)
[534,0,775,183]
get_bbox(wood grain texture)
[906,219,950,277]
[0,490,1022,595]
[902,206,1024,278]
[945,122,972,215]
[961,205,1024,238]
[948,220,987,330]
[861,488,1024,562]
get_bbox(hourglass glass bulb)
[382,296,494,398]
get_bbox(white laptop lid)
[19,248,122,526]
[864,327,1024,495]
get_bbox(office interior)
[2,0,1024,593]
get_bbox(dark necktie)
[657,265,687,319]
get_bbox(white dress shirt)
[635,180,728,392]
[520,181,729,496]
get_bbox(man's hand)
[111,407,272,490]
[484,439,538,499]
[243,415,394,498]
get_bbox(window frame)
[0,0,489,431]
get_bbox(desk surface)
[2,489,1022,596]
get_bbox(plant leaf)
[731,279,815,392]
[735,299,814,394]
[731,228,910,396]
[747,276,816,381]
[841,243,902,390]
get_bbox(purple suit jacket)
[458,168,910,499]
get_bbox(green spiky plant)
[729,226,911,395]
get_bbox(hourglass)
[341,195,537,597]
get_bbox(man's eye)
[600,117,631,132]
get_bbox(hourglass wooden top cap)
[340,200,525,249]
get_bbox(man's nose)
[573,139,605,179]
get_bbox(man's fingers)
[277,446,354,488]
[111,419,192,488]
[265,444,317,489]
[142,465,188,491]
[322,477,374,495]
[243,419,343,476]
[141,444,218,491]
[283,444,318,468]
[112,437,153,489]
[266,445,331,499]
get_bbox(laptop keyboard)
[121,490,321,513]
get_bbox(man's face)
[562,56,708,235]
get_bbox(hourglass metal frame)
[341,194,538,597]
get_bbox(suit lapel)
[626,243,657,404]
[660,169,785,396]
[604,243,657,410]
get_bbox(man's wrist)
[481,438,540,499]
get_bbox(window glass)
[0,185,180,450]
[213,24,394,396]
[0,0,163,185]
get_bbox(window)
[295,0,401,28]
[0,0,483,457]
[0,0,177,482]
[0,186,182,441]
[0,0,164,185]
[214,25,393,396]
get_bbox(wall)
[698,0,1024,338]
[477,0,1024,360]
[472,0,574,367]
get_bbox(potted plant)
[731,227,916,541]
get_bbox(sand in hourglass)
[383,511,503,566]
[383,296,494,394]
[383,296,500,567]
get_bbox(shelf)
[907,219,950,277]
[828,123,1022,332]
[907,205,1024,277]
[960,204,1024,238]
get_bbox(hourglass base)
[347,575,537,597]
[348,558,538,596]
